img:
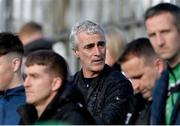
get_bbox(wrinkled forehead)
[77,32,105,44]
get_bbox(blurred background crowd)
[0,0,179,74]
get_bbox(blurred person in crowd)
[69,20,133,124]
[23,39,53,57]
[19,21,50,45]
[18,21,53,54]
[0,32,25,125]
[119,38,165,124]
[19,22,67,67]
[104,25,127,71]
[145,3,180,124]
[19,22,54,75]
[17,50,95,125]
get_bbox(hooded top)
[0,85,26,125]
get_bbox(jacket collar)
[0,85,25,98]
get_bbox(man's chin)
[26,99,34,104]
[159,53,172,60]
[92,64,104,71]
[142,94,151,101]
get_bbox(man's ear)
[73,49,80,58]
[51,77,62,91]
[12,58,21,72]
[154,58,166,75]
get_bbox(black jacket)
[17,82,95,125]
[72,64,133,124]
[125,93,152,125]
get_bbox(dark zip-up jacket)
[72,64,133,124]
[17,82,95,125]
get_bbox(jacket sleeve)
[94,77,133,124]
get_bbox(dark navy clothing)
[0,85,26,125]
[151,68,180,125]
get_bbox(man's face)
[121,56,159,100]
[145,12,180,66]
[0,55,14,91]
[24,64,55,105]
[75,32,106,77]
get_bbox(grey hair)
[69,20,105,51]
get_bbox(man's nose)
[131,80,140,92]
[24,77,31,87]
[94,46,101,55]
[156,33,165,46]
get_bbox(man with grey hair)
[70,20,133,124]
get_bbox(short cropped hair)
[119,38,157,64]
[144,3,180,31]
[69,20,105,51]
[0,32,24,56]
[19,22,43,36]
[25,50,68,83]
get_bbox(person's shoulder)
[103,65,132,88]
[106,65,129,81]
[4,85,25,97]
[24,38,53,56]
[68,71,81,83]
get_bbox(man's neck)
[168,57,180,68]
[82,69,101,78]
[36,104,47,118]
[7,76,23,90]
[35,92,57,118]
